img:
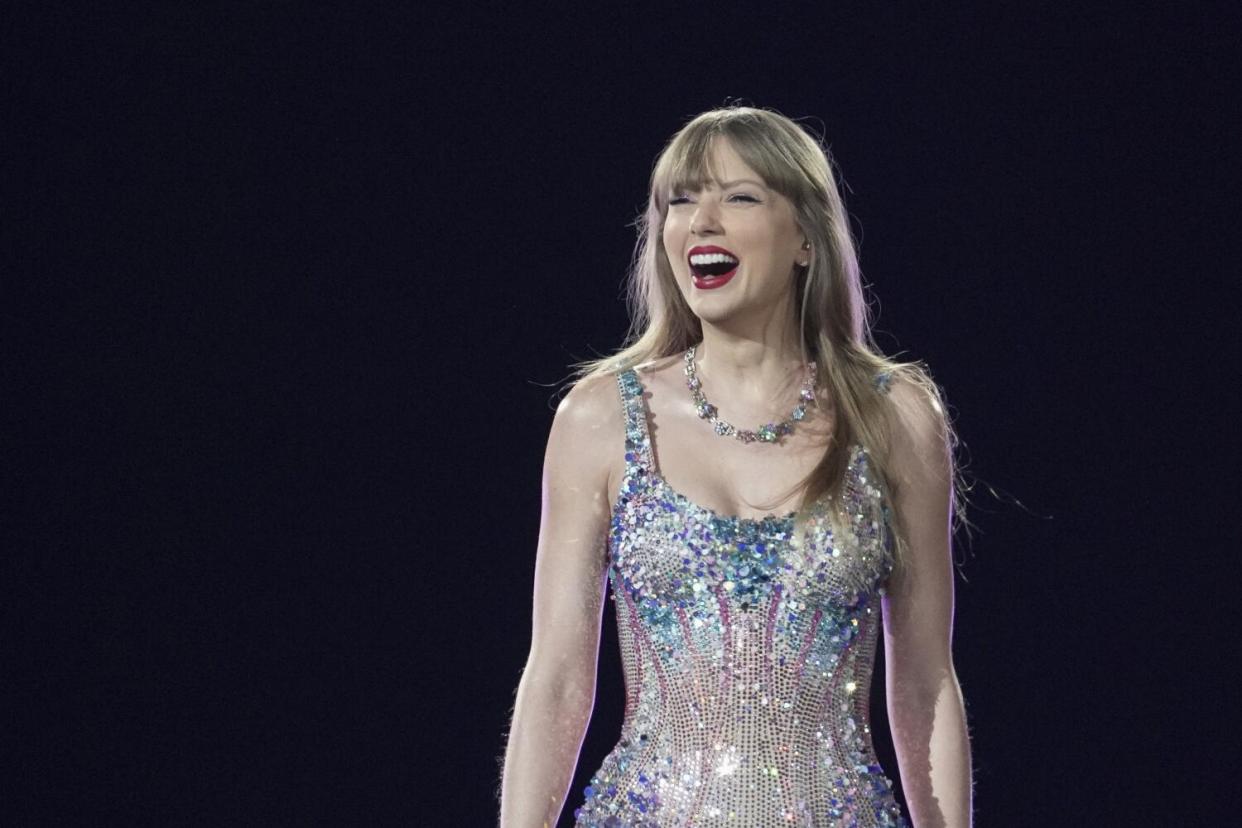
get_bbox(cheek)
[661,224,680,265]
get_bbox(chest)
[664,430,829,516]
[607,451,894,615]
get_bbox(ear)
[797,239,811,267]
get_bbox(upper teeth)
[690,252,738,266]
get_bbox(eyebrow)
[676,178,767,191]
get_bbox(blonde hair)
[570,105,969,578]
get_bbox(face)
[662,138,806,324]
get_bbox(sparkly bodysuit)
[573,368,909,827]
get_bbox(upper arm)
[882,376,958,691]
[524,373,621,696]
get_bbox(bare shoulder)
[555,371,625,435]
[547,371,626,493]
[883,372,952,488]
[886,373,947,437]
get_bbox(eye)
[669,195,691,205]
[729,194,759,203]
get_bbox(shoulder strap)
[615,369,655,472]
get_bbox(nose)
[689,201,721,236]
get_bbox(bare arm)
[499,376,619,827]
[882,379,973,828]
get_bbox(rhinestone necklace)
[683,344,817,444]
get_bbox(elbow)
[887,656,966,742]
[518,658,597,720]
[889,655,958,705]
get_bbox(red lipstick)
[687,245,740,291]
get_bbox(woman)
[500,106,973,827]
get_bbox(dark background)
[6,3,1237,825]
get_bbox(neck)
[695,314,809,404]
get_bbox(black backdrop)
[6,3,1237,825]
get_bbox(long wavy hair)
[570,105,968,578]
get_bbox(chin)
[685,297,741,325]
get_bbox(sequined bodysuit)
[573,368,909,827]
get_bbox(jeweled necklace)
[683,344,817,444]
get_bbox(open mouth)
[688,247,739,288]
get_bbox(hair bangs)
[717,119,812,202]
[652,123,726,210]
[651,114,811,213]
